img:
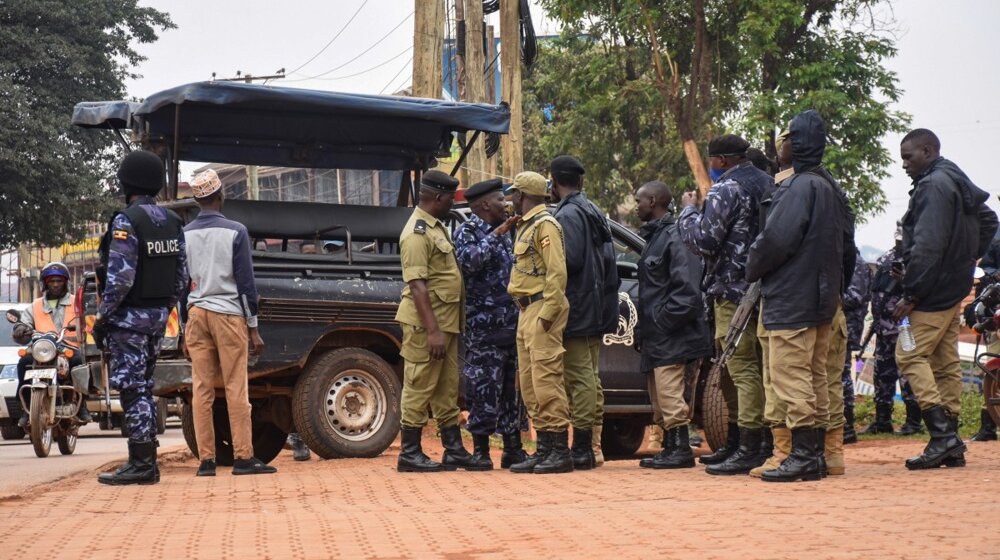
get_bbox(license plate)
[28,368,56,382]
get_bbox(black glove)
[12,323,32,345]
[92,315,108,351]
[963,303,977,328]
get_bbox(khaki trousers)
[758,310,785,427]
[563,336,601,430]
[895,304,963,416]
[187,306,253,461]
[769,323,832,429]
[399,325,461,428]
[823,306,848,429]
[715,300,764,428]
[517,299,571,432]
[648,364,689,430]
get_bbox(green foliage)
[854,388,988,440]
[0,1,174,249]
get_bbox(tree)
[0,1,174,249]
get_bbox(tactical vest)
[99,205,183,308]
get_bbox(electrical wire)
[519,0,537,68]
[286,0,370,76]
[379,56,414,95]
[287,46,413,82]
[292,11,414,81]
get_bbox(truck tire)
[155,397,168,435]
[293,348,401,459]
[601,417,646,458]
[1,425,25,440]
[181,399,286,466]
[702,365,730,452]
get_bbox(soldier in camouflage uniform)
[841,249,872,443]
[678,134,771,475]
[95,151,187,485]
[454,178,528,469]
[866,246,922,435]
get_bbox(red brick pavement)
[2,437,998,559]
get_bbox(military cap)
[420,169,460,192]
[464,178,503,201]
[549,155,585,179]
[708,134,750,156]
[510,171,548,197]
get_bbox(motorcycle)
[5,309,87,458]
[971,282,1000,427]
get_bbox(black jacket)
[636,215,713,372]
[901,157,999,311]
[746,110,856,330]
[553,192,621,337]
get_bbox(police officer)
[840,249,871,443]
[96,150,187,485]
[395,170,488,473]
[453,178,527,469]
[677,134,771,475]
[893,128,998,470]
[549,155,620,471]
[506,171,573,474]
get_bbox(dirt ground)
[3,432,999,560]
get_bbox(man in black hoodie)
[550,155,621,470]
[893,128,998,470]
[746,110,855,482]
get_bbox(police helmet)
[40,262,70,282]
[117,150,166,196]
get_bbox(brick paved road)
[2,436,997,559]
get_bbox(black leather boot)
[970,409,998,442]
[397,426,443,472]
[511,432,548,473]
[500,432,529,468]
[905,406,967,470]
[533,431,574,474]
[470,433,494,469]
[699,422,739,465]
[644,426,695,469]
[759,427,773,459]
[843,407,857,444]
[862,401,895,434]
[440,425,492,471]
[98,440,158,485]
[76,401,92,423]
[640,425,672,469]
[571,428,595,470]
[897,401,924,435]
[815,427,827,478]
[761,427,821,482]
[706,427,765,475]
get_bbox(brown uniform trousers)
[895,304,963,416]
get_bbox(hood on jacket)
[926,158,990,214]
[790,110,827,173]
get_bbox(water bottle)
[898,316,916,352]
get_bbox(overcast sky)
[124,0,1000,253]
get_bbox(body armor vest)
[99,205,183,308]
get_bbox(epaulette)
[414,219,427,234]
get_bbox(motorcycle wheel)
[57,425,78,455]
[985,372,1000,427]
[29,390,52,458]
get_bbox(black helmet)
[117,150,165,196]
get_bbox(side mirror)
[5,310,20,324]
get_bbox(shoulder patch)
[113,229,129,241]
[414,219,427,235]
[540,236,551,249]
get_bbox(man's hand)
[249,327,265,355]
[427,329,446,360]
[12,323,32,345]
[892,299,916,322]
[493,215,520,237]
[92,315,108,351]
[681,191,699,209]
[539,318,553,332]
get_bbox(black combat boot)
[397,426,444,472]
[705,427,765,475]
[643,426,695,469]
[500,432,529,468]
[510,432,548,473]
[904,406,966,470]
[470,433,494,469]
[759,428,774,459]
[532,431,574,474]
[861,401,895,434]
[98,439,158,485]
[842,406,857,444]
[288,433,311,461]
[570,428,595,470]
[942,412,967,467]
[897,401,924,436]
[440,425,492,471]
[970,409,998,442]
[640,424,672,469]
[760,427,821,482]
[699,422,739,465]
[815,427,827,478]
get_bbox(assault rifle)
[689,281,760,419]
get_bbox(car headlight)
[31,339,58,363]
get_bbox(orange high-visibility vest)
[32,297,80,349]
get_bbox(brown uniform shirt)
[395,206,464,333]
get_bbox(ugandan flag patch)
[113,229,129,240]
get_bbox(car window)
[614,238,640,265]
[0,364,15,379]
[0,318,14,345]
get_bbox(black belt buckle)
[516,293,542,310]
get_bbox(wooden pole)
[486,24,498,177]
[462,0,488,185]
[500,0,523,177]
[413,0,444,100]
[453,0,468,188]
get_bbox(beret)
[510,171,548,197]
[549,155,585,178]
[708,134,750,156]
[465,178,503,201]
[421,169,459,192]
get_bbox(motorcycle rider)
[12,262,88,427]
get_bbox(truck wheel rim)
[324,370,386,441]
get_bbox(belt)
[514,293,544,310]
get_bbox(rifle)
[689,281,761,419]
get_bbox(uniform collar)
[468,212,493,233]
[521,204,548,221]
[127,195,157,207]
[413,205,440,228]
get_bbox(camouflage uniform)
[454,213,525,436]
[841,251,872,413]
[871,248,917,405]
[99,198,188,443]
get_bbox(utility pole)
[413,0,444,100]
[500,0,523,177]
[462,0,488,185]
[486,24,498,177]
